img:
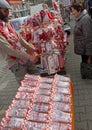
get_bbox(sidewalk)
[0,56,19,120]
[0,19,92,130]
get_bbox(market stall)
[0,2,75,129]
[0,74,75,130]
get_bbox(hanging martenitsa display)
[19,4,69,75]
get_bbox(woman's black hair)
[70,2,84,12]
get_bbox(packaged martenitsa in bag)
[53,102,72,113]
[21,79,39,87]
[37,88,51,96]
[51,109,72,123]
[5,106,28,118]
[54,74,71,82]
[53,93,71,103]
[55,86,71,95]
[15,91,33,100]
[18,86,35,93]
[40,77,53,84]
[32,102,49,113]
[34,94,50,104]
[55,80,71,88]
[23,121,46,130]
[24,74,40,81]
[11,99,31,109]
[0,116,24,129]
[50,122,72,130]
[39,83,52,89]
[26,110,48,123]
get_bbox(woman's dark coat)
[74,10,92,56]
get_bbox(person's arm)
[0,34,30,60]
[81,16,92,56]
[81,16,92,39]
[0,34,39,63]
[18,33,36,52]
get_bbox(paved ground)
[0,57,19,121]
[0,18,92,130]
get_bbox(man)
[0,0,39,83]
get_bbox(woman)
[70,2,92,79]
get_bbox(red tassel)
[10,56,16,60]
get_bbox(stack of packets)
[0,74,75,130]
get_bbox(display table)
[0,74,75,130]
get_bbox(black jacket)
[88,0,92,7]
[73,10,92,56]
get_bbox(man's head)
[0,0,11,22]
